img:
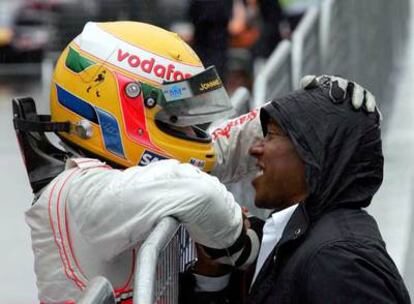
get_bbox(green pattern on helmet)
[65,47,95,73]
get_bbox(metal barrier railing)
[319,0,351,77]
[75,217,194,304]
[291,7,320,90]
[252,0,411,108]
[251,40,292,109]
[78,277,115,304]
[230,86,251,116]
[133,217,195,304]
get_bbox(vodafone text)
[117,49,193,82]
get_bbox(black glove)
[300,75,378,114]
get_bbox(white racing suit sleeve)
[67,159,259,266]
[210,109,263,184]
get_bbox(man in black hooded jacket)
[181,77,411,303]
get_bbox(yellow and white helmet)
[50,21,233,171]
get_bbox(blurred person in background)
[251,0,283,59]
[226,0,283,93]
[189,0,233,82]
[180,76,410,304]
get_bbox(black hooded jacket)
[181,88,411,303]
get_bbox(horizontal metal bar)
[77,276,115,304]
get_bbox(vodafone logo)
[76,23,204,84]
[117,49,193,82]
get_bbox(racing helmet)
[50,21,233,171]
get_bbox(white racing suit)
[25,110,262,303]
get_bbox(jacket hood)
[261,88,383,218]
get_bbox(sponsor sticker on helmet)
[190,158,205,170]
[138,150,168,166]
[162,82,193,102]
[199,78,221,92]
[160,66,223,103]
[190,66,223,95]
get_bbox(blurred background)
[0,0,413,302]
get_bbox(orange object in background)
[228,0,260,48]
[0,28,13,47]
[230,27,260,49]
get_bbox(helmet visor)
[157,66,234,126]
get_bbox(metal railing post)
[133,217,181,304]
[252,40,292,109]
[230,86,251,116]
[291,7,320,89]
[319,0,333,71]
[77,277,115,304]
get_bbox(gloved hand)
[299,75,377,113]
[198,209,262,271]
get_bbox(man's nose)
[249,139,264,157]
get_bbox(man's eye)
[268,130,281,136]
[265,132,276,140]
[266,131,286,140]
